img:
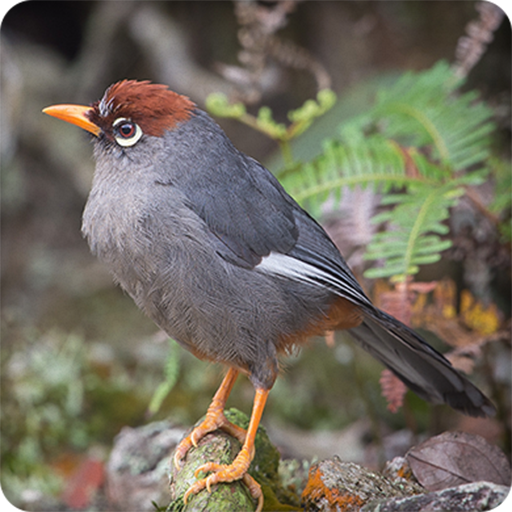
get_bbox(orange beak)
[42,104,101,136]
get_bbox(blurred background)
[1,1,510,510]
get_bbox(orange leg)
[183,387,268,512]
[174,367,247,468]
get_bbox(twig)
[452,2,505,79]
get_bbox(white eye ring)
[113,117,143,147]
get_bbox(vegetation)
[206,61,507,282]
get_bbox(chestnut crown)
[86,80,196,145]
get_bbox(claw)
[194,461,220,479]
[183,479,207,504]
[244,474,264,512]
[205,474,214,494]
[174,433,196,469]
[173,414,247,468]
[185,457,263,511]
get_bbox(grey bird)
[43,80,495,511]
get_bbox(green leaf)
[147,338,180,416]
[363,183,460,280]
[205,93,246,118]
[288,89,337,123]
[256,106,287,139]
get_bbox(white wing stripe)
[256,252,369,305]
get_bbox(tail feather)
[348,309,496,418]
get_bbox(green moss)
[168,409,302,511]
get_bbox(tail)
[348,308,496,418]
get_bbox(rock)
[106,420,186,511]
[301,458,419,512]
[382,456,425,495]
[362,481,510,512]
[106,420,511,512]
[300,455,510,512]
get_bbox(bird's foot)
[174,383,268,512]
[183,445,263,512]
[173,410,247,469]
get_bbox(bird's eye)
[112,118,143,147]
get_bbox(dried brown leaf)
[406,431,511,492]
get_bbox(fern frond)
[281,62,493,211]
[372,61,495,171]
[280,134,424,216]
[363,183,463,280]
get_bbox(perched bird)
[43,80,495,511]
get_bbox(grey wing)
[183,146,371,307]
[185,155,298,268]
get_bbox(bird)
[43,80,495,511]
